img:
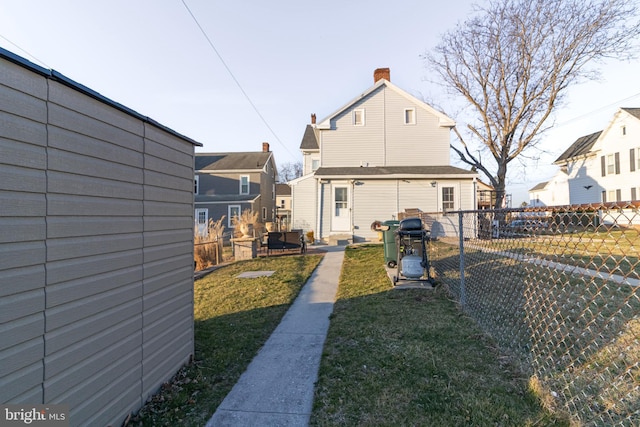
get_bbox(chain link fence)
[415,203,639,425]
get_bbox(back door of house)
[332,185,350,231]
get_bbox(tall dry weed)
[194,216,225,270]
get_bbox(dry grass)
[194,217,225,270]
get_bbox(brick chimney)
[374,68,390,83]
[262,142,270,152]
[311,113,316,124]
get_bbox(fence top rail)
[449,201,640,215]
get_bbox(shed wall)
[0,55,195,427]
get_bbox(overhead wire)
[179,0,297,160]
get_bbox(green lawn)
[311,245,568,426]
[129,254,323,427]
[130,245,569,426]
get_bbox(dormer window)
[404,108,416,125]
[353,109,365,126]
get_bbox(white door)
[332,185,350,231]
[195,208,208,235]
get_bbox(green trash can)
[382,220,400,267]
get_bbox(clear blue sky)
[2,0,639,205]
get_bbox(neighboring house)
[290,68,478,243]
[0,48,198,426]
[195,142,277,235]
[532,108,640,206]
[275,183,292,231]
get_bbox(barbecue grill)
[393,217,434,286]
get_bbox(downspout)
[316,178,322,243]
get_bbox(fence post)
[458,211,466,308]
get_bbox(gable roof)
[554,131,602,164]
[622,107,640,119]
[529,181,548,192]
[299,125,319,150]
[196,152,273,172]
[316,78,455,129]
[276,183,291,196]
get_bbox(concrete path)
[205,246,345,427]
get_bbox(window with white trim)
[228,205,241,228]
[353,109,365,126]
[196,209,207,225]
[404,108,416,125]
[311,159,320,171]
[240,175,249,195]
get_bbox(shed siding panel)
[48,81,144,136]
[48,125,144,168]
[47,194,143,216]
[0,62,47,406]
[1,52,194,425]
[0,363,43,403]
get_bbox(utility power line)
[180,0,297,160]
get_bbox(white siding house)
[531,108,640,206]
[290,68,478,243]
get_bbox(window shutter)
[601,156,606,176]
[602,191,607,202]
[632,187,637,201]
[616,189,622,201]
[615,152,620,174]
[631,149,636,172]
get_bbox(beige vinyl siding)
[0,54,195,427]
[319,86,451,169]
[383,89,450,166]
[322,88,385,167]
[352,180,398,241]
[398,179,438,213]
[291,175,317,232]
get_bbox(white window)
[442,187,455,212]
[311,159,320,171]
[240,175,249,195]
[228,205,240,228]
[353,109,365,126]
[194,176,199,194]
[607,154,615,175]
[404,108,416,125]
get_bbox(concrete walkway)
[205,246,345,427]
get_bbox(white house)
[532,108,640,206]
[290,68,478,243]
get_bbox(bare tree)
[426,0,640,208]
[278,161,303,182]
